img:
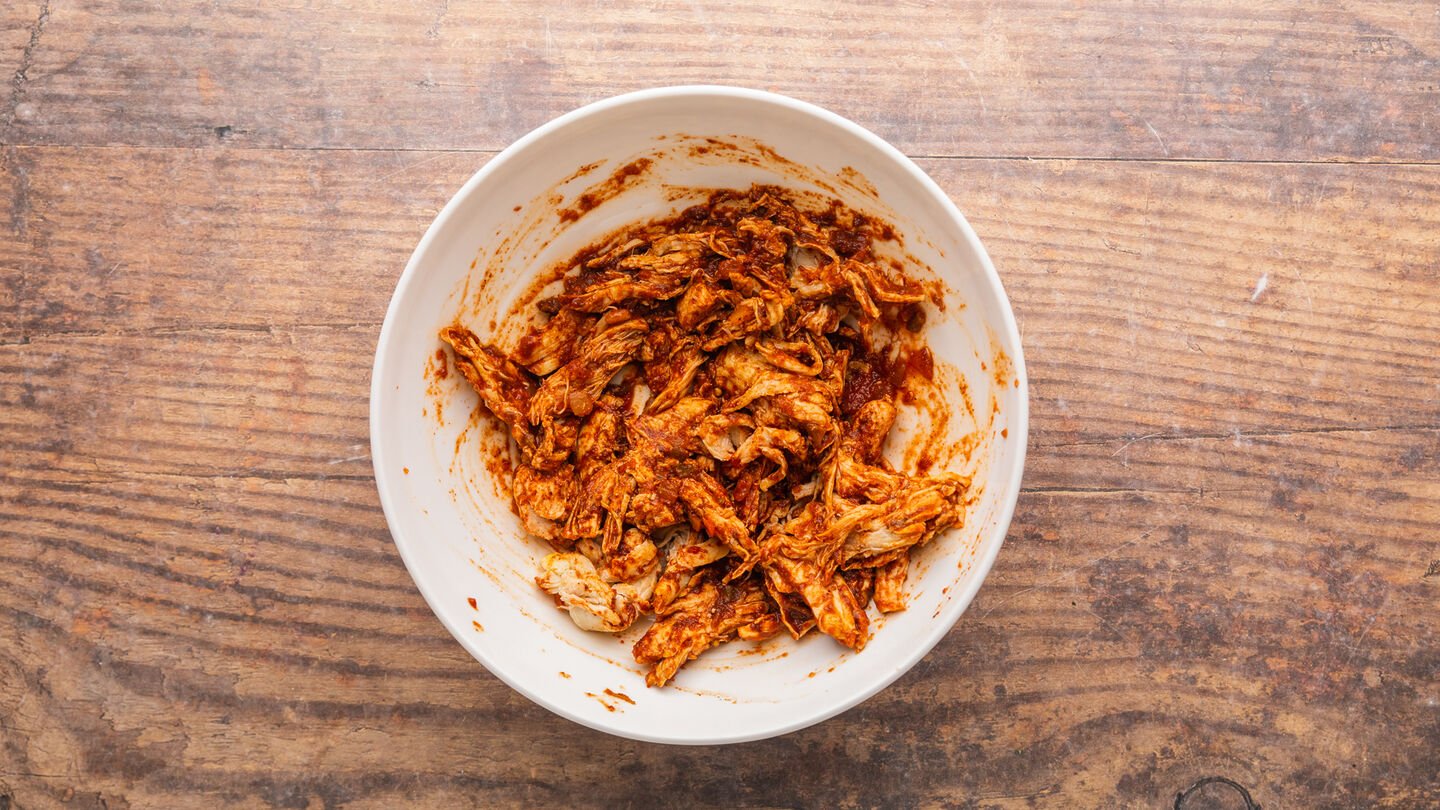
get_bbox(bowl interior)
[371,88,1027,744]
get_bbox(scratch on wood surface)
[1342,589,1391,671]
[1082,605,1137,644]
[1111,433,1166,456]
[327,454,371,465]
[376,152,460,183]
[327,446,371,465]
[1102,237,1141,256]
[953,54,989,115]
[1250,272,1270,302]
[979,531,1151,619]
[1141,117,1170,157]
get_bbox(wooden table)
[2,2,1437,807]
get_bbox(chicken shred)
[441,186,967,686]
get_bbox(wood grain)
[2,145,1438,806]
[3,1,1438,161]
[2,1,1439,807]
[2,431,1436,808]
[4,146,1437,440]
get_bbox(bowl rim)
[369,84,1030,745]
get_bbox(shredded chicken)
[442,186,966,686]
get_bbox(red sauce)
[905,346,934,381]
[830,229,867,257]
[840,356,896,416]
[903,303,927,332]
[467,597,478,610]
[842,345,934,416]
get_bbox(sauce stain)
[603,688,636,705]
[424,348,450,424]
[585,692,618,712]
[558,158,653,222]
[992,347,1014,389]
[560,159,606,184]
[837,165,879,197]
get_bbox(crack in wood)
[0,321,383,346]
[425,0,450,39]
[1041,422,1440,449]
[1019,486,1245,496]
[1,469,377,484]
[2,1,49,138]
[2,142,1439,169]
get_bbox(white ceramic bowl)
[370,86,1027,744]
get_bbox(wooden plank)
[0,326,378,480]
[3,146,1437,445]
[0,204,1436,805]
[950,157,1440,442]
[3,1,1437,807]
[5,1,1438,161]
[0,1,45,333]
[0,147,477,342]
[1,421,1435,806]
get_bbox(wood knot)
[1174,776,1260,810]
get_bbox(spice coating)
[441,187,967,686]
